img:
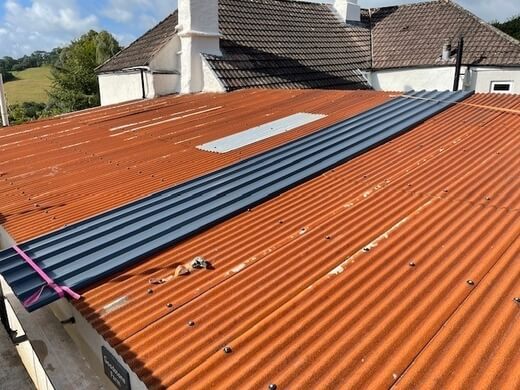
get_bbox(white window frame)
[490,81,513,94]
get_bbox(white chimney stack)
[177,0,221,94]
[334,0,361,23]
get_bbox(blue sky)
[0,0,518,58]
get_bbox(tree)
[47,30,121,113]
[493,15,520,41]
[8,102,47,124]
[0,59,15,82]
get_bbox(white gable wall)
[369,66,520,94]
[99,38,181,106]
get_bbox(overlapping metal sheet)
[72,93,519,389]
[0,90,472,311]
[0,89,390,242]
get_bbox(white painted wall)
[369,67,458,92]
[469,66,520,93]
[99,37,182,106]
[99,72,153,106]
[150,36,180,72]
[369,66,520,93]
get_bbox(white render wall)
[150,36,180,72]
[468,67,520,93]
[369,66,520,93]
[99,72,153,106]
[99,37,182,107]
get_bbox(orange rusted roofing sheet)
[71,93,520,389]
[0,89,390,242]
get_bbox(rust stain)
[0,89,390,242]
[2,90,520,389]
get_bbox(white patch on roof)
[196,112,327,153]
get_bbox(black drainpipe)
[453,36,464,91]
[140,69,146,99]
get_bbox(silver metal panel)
[0,90,474,311]
[197,113,327,153]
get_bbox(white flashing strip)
[197,113,327,153]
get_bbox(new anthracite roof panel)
[0,90,473,312]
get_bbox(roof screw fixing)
[325,235,331,240]
[443,189,449,193]
[513,297,520,305]
[409,262,416,267]
[466,280,475,286]
[147,288,153,294]
[223,346,233,354]
[485,196,491,201]
[166,303,174,308]
[188,320,195,327]
[363,247,370,252]
[268,385,278,390]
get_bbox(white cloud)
[101,0,174,24]
[1,0,98,57]
[0,0,516,59]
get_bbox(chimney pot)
[442,39,452,61]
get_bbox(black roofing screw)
[188,320,195,327]
[268,385,278,390]
[513,297,520,305]
[325,235,331,240]
[409,262,416,267]
[443,189,449,193]
[485,196,491,201]
[466,280,475,286]
[223,346,232,354]
[363,247,370,252]
[166,303,173,308]
[147,288,153,294]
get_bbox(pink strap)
[12,245,81,307]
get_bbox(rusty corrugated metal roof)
[0,90,472,312]
[2,90,519,389]
[74,93,520,389]
[0,89,390,242]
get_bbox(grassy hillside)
[4,67,52,105]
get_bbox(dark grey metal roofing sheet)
[0,90,473,311]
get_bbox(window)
[490,81,513,94]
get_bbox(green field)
[4,67,52,105]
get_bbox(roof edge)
[96,11,178,73]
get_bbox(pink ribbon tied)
[12,245,81,307]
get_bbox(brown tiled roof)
[97,12,178,73]
[369,0,520,69]
[97,0,520,86]
[205,0,372,91]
